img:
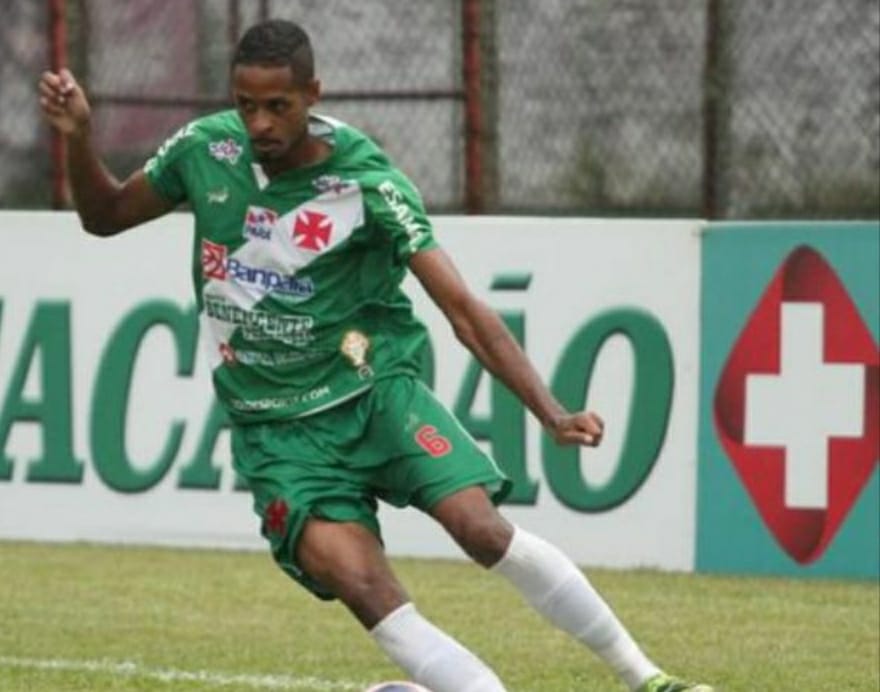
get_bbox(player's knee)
[454,515,513,568]
[315,559,390,602]
[342,566,383,599]
[433,487,514,566]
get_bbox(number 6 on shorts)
[415,425,452,458]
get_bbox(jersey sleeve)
[142,122,197,204]
[367,170,439,263]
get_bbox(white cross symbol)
[745,302,864,509]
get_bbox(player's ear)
[305,78,321,106]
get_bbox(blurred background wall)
[1,0,878,218]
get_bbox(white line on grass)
[0,656,367,690]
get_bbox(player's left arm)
[409,246,604,447]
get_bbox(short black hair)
[232,19,314,83]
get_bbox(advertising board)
[697,222,879,578]
[0,212,702,570]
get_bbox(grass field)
[0,541,877,691]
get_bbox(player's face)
[231,64,319,164]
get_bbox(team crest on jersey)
[242,206,278,241]
[341,330,373,379]
[292,210,334,251]
[209,138,243,164]
[201,240,228,280]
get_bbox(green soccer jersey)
[143,110,438,423]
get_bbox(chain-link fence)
[717,0,880,219]
[494,1,707,215]
[1,3,51,208]
[1,0,877,218]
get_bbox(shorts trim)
[416,471,513,512]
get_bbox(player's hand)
[547,411,604,447]
[38,68,91,136]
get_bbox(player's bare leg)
[296,519,407,627]
[296,518,505,691]
[428,486,515,566]
[431,486,666,690]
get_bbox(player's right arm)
[38,68,175,236]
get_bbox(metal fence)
[1,0,877,218]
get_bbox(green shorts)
[230,375,511,599]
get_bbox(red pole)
[702,0,720,219]
[462,0,484,213]
[49,0,68,209]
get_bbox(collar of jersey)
[245,114,342,189]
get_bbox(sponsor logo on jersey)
[227,258,315,298]
[223,347,328,367]
[313,174,353,195]
[204,296,315,347]
[209,138,244,164]
[200,240,315,299]
[207,187,229,204]
[201,239,228,280]
[714,245,879,564]
[145,123,195,172]
[377,180,429,253]
[230,385,333,412]
[292,210,334,251]
[242,206,278,241]
[341,330,373,379]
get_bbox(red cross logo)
[292,210,333,251]
[201,239,227,280]
[265,498,289,536]
[714,246,879,564]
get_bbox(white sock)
[491,526,660,690]
[369,602,507,692]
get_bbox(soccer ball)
[364,682,432,692]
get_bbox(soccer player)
[39,19,711,692]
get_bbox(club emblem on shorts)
[265,498,289,536]
[219,343,237,365]
[341,330,373,379]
